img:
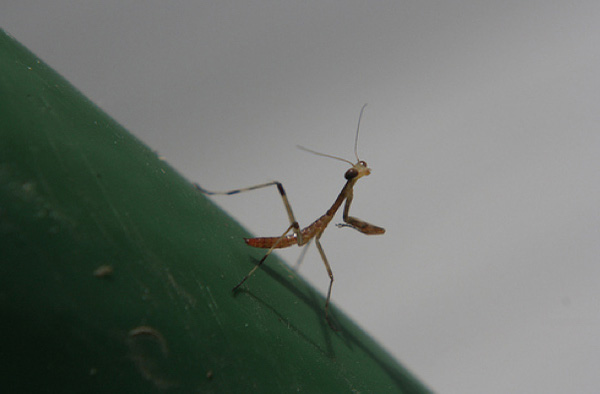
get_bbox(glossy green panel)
[0,30,429,393]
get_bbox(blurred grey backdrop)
[2,1,600,392]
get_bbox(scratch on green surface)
[205,286,223,328]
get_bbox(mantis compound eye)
[345,168,359,180]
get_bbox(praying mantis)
[196,105,385,329]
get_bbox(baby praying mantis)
[195,104,385,329]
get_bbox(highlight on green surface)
[0,29,430,392]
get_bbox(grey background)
[3,1,600,392]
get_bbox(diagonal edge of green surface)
[0,29,429,393]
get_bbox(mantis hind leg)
[232,222,298,291]
[196,181,304,287]
[314,233,338,331]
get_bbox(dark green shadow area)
[0,30,430,393]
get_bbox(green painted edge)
[0,29,430,393]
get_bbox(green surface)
[0,29,429,393]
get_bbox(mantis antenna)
[354,103,368,162]
[297,103,368,165]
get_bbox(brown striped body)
[245,214,334,249]
[243,178,356,249]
